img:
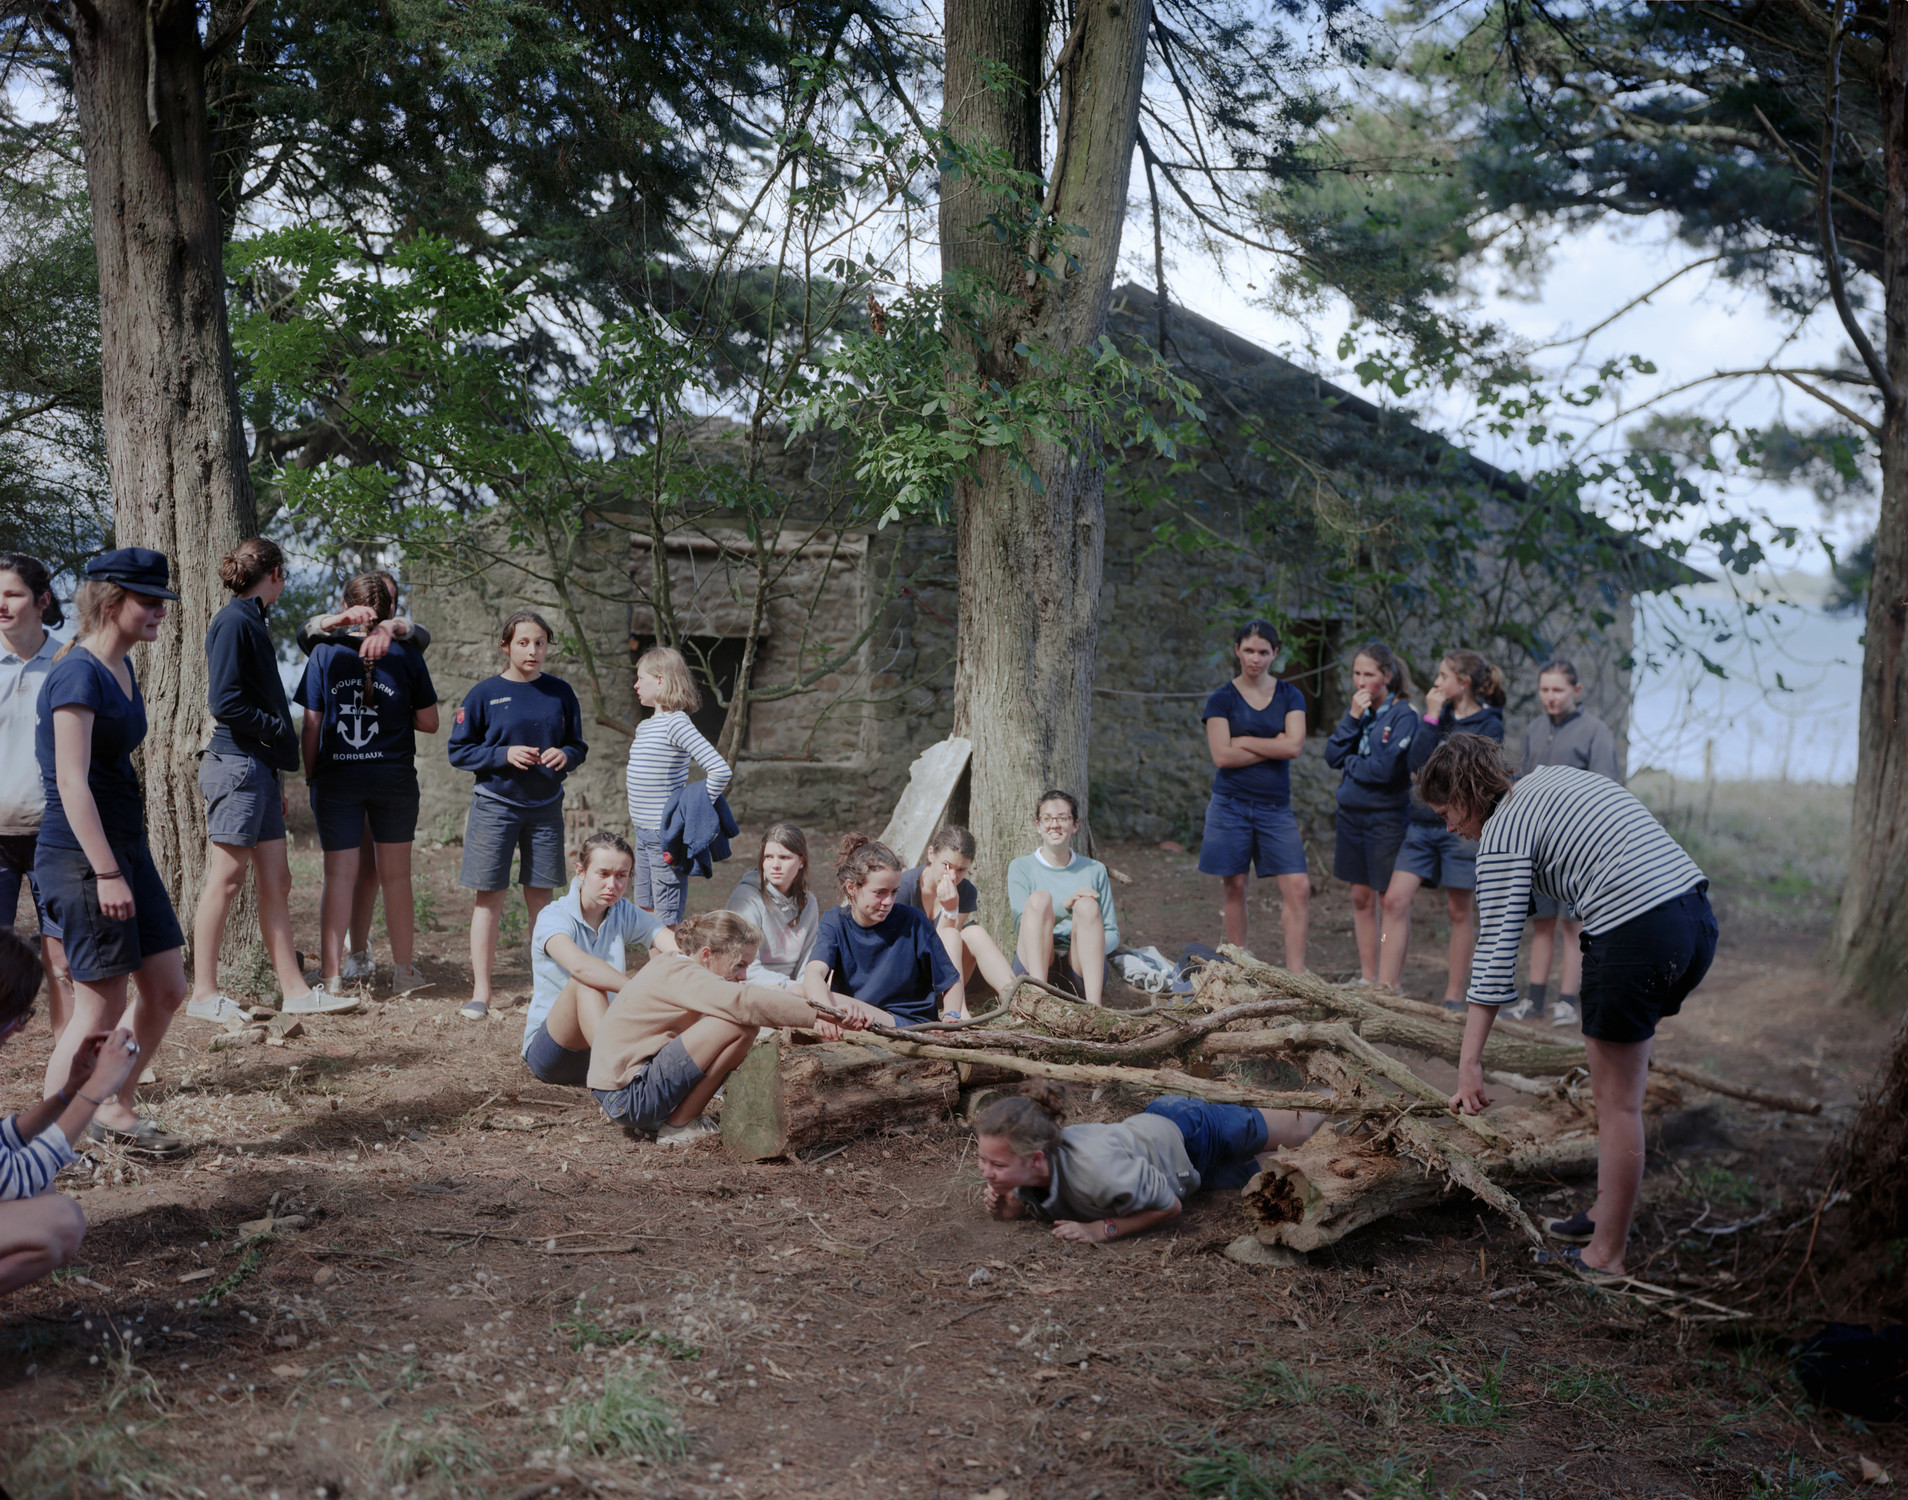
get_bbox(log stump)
[721,1033,961,1161]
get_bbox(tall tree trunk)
[942,0,1152,937]
[69,0,263,982]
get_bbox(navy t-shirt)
[1203,678,1306,805]
[296,640,438,779]
[35,648,148,850]
[809,903,960,1027]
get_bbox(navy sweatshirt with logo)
[1323,696,1420,813]
[447,673,588,809]
[1406,702,1505,825]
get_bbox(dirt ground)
[3,833,1905,1500]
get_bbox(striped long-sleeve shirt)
[1467,765,1706,1007]
[0,1114,74,1200]
[624,711,732,831]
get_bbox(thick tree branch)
[1817,0,1899,406]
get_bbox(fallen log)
[908,996,1308,1065]
[720,1034,960,1161]
[1646,1060,1821,1116]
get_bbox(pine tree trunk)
[68,0,263,980]
[941,0,1153,938]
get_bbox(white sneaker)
[284,984,363,1016]
[341,950,374,982]
[656,1116,720,1147]
[391,963,430,996]
[185,993,250,1024]
[1504,996,1543,1022]
[1551,998,1581,1027]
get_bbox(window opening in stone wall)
[632,635,750,747]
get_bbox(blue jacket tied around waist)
[660,787,738,879]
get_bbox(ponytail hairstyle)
[576,829,635,872]
[634,645,701,714]
[0,927,39,1039]
[672,908,763,966]
[53,580,130,662]
[972,1080,1068,1159]
[219,537,284,595]
[1417,734,1516,829]
[0,552,63,629]
[834,832,903,894]
[924,824,976,862]
[1234,618,1280,652]
[1537,657,1581,687]
[499,609,554,650]
[1444,651,1507,709]
[1352,639,1413,701]
[759,822,810,907]
[342,571,400,704]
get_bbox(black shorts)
[35,840,185,984]
[1579,885,1717,1044]
[1333,806,1407,889]
[309,766,421,852]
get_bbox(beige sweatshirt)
[587,951,817,1092]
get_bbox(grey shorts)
[629,824,687,923]
[590,1035,704,1135]
[459,794,565,891]
[1530,891,1579,922]
[200,752,286,847]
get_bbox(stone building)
[406,285,1673,856]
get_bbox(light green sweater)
[1006,849,1119,953]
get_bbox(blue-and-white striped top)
[1467,765,1706,1007]
[624,710,732,831]
[0,1114,74,1200]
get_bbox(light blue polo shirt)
[524,890,667,1056]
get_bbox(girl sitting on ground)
[895,825,1017,997]
[725,822,820,990]
[0,928,144,1293]
[522,832,679,1087]
[1323,640,1419,984]
[586,910,886,1145]
[804,835,967,1027]
[976,1081,1328,1243]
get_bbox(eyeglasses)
[1037,816,1074,828]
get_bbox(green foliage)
[5,1347,175,1500]
[1178,1437,1341,1499]
[377,1411,493,1496]
[550,1363,689,1465]
[1748,1456,1847,1500]
[1429,1355,1504,1427]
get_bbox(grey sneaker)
[656,1116,720,1147]
[1551,997,1581,1028]
[184,993,250,1025]
[391,963,430,996]
[283,984,363,1016]
[341,950,375,982]
[1504,996,1543,1022]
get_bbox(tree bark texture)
[68,0,261,976]
[1830,0,1908,1002]
[941,0,1153,936]
[720,1033,961,1160]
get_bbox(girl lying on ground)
[896,825,1017,997]
[1422,733,1714,1277]
[805,835,967,1026]
[0,927,143,1294]
[585,910,887,1146]
[521,832,679,1087]
[725,822,819,989]
[975,1081,1328,1243]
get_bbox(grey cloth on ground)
[1112,945,1177,994]
[725,869,820,986]
[1016,1114,1198,1222]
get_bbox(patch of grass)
[550,1364,688,1465]
[557,1300,701,1359]
[1748,1455,1846,1499]
[1539,1363,1646,1412]
[196,1241,266,1305]
[378,1410,493,1496]
[1228,1357,1317,1408]
[414,886,439,932]
[6,1346,176,1499]
[1686,1163,1760,1207]
[1430,1356,1505,1427]
[1178,1438,1340,1499]
[500,900,527,947]
[1353,1455,1458,1500]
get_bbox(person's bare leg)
[43,976,129,1120]
[112,948,187,1126]
[1560,918,1586,997]
[0,1194,87,1295]
[1016,891,1055,983]
[545,978,611,1052]
[1377,872,1422,989]
[1581,1035,1651,1274]
[666,1015,757,1123]
[1275,873,1310,973]
[375,843,416,968]
[1444,889,1476,1003]
[348,827,379,958]
[1349,884,1380,980]
[189,842,252,1001]
[934,922,966,987]
[1528,917,1557,991]
[319,846,361,981]
[1257,1104,1329,1151]
[40,934,74,1040]
[1220,873,1249,947]
[469,890,507,1007]
[1068,895,1106,1006]
[959,924,1017,996]
[251,839,311,999]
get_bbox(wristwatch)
[1103,1220,1118,1240]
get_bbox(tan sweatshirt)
[587,951,818,1092]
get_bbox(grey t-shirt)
[725,869,820,985]
[1016,1114,1197,1221]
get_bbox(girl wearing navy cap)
[33,549,191,1156]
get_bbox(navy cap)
[84,548,180,601]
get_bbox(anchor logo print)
[337,680,380,750]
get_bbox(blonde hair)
[972,1080,1068,1157]
[673,909,762,964]
[53,581,131,662]
[635,646,701,714]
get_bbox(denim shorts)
[523,1019,592,1087]
[200,752,286,847]
[0,832,56,939]
[310,766,421,852]
[629,825,687,923]
[1393,822,1479,891]
[459,794,566,891]
[591,1035,704,1134]
[1579,885,1717,1044]
[1332,806,1407,889]
[1197,795,1307,879]
[1142,1096,1270,1192]
[1529,891,1578,921]
[34,840,185,984]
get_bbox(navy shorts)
[629,825,687,923]
[1579,885,1716,1045]
[0,832,57,939]
[1197,795,1307,879]
[460,795,565,891]
[199,752,287,846]
[591,1035,705,1134]
[523,1019,592,1088]
[1393,822,1479,891]
[1142,1096,1270,1192]
[35,840,184,984]
[1332,806,1407,890]
[310,766,421,852]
